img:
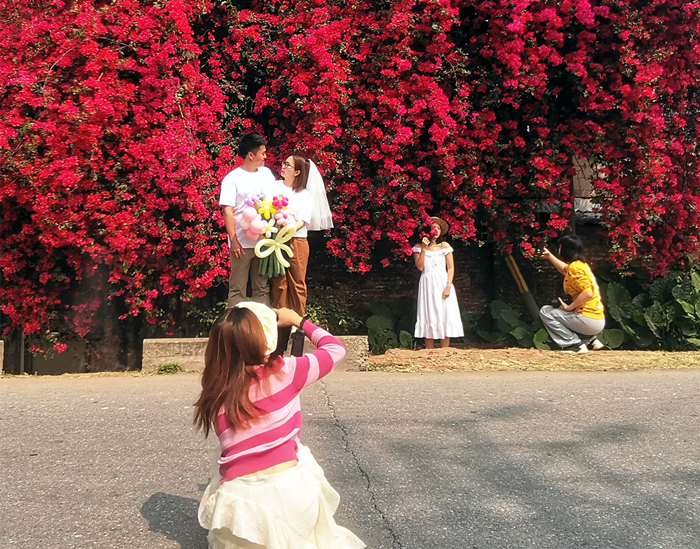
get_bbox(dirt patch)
[368,347,700,373]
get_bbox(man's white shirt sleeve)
[219,171,238,207]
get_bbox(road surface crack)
[319,380,404,549]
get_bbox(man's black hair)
[239,134,267,158]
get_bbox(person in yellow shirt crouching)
[540,235,606,353]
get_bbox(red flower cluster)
[0,0,228,337]
[200,0,700,272]
[2,0,700,342]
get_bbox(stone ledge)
[141,335,368,373]
[299,335,369,372]
[142,338,209,373]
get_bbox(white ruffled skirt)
[198,444,365,549]
[415,273,464,340]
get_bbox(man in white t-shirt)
[219,134,276,307]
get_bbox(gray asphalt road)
[1,369,699,549]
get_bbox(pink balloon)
[249,219,266,233]
[242,207,258,223]
[245,230,259,241]
[239,219,250,230]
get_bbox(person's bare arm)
[443,248,455,299]
[542,247,567,275]
[413,238,429,271]
[222,206,242,260]
[559,290,593,312]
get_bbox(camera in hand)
[551,296,571,308]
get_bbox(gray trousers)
[539,305,605,348]
[227,248,270,308]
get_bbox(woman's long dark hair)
[194,308,269,436]
[290,154,311,192]
[558,234,586,263]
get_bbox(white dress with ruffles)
[413,245,464,340]
[199,443,365,549]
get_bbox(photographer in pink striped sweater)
[194,302,364,549]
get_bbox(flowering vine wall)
[2,0,700,344]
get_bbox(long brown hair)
[290,154,311,192]
[194,307,269,436]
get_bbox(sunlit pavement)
[1,369,699,548]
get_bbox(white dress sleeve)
[412,245,422,254]
[442,246,454,255]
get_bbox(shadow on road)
[141,492,208,549]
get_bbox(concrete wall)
[142,338,209,373]
[141,335,369,373]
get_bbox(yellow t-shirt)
[563,261,605,320]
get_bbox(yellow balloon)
[254,224,297,267]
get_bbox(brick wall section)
[305,224,613,317]
[305,234,492,314]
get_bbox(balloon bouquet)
[239,193,297,278]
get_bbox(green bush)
[475,300,551,350]
[365,297,416,354]
[597,263,700,350]
[185,300,228,337]
[305,297,366,336]
[158,362,182,374]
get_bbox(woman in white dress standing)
[413,217,464,348]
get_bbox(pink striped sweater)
[214,320,346,481]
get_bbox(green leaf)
[677,299,696,317]
[365,315,394,331]
[680,322,698,337]
[399,330,413,349]
[477,330,505,344]
[632,326,655,349]
[598,329,624,349]
[512,329,534,348]
[533,329,551,350]
[370,301,394,320]
[692,272,700,292]
[665,302,677,324]
[367,326,398,354]
[499,308,520,327]
[606,282,635,322]
[632,310,647,327]
[490,300,513,320]
[632,293,648,311]
[686,338,700,347]
[644,302,666,338]
[461,311,484,324]
[648,277,669,303]
[595,267,613,282]
[672,285,691,302]
[396,315,415,335]
[510,326,528,340]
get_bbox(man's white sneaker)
[589,338,605,351]
[561,343,589,353]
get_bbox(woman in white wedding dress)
[412,217,464,348]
